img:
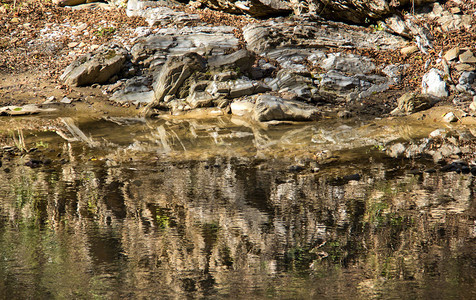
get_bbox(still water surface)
[0,116,474,299]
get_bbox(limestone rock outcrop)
[60,45,127,87]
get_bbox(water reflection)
[0,138,474,298]
[41,115,440,161]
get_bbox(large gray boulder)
[456,71,476,95]
[142,53,207,116]
[267,69,315,99]
[243,20,406,54]
[130,27,239,70]
[208,49,256,74]
[60,45,127,87]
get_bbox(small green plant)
[95,27,116,37]
[156,215,170,229]
[35,141,48,149]
[369,23,385,32]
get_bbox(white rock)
[230,100,254,117]
[429,129,446,138]
[469,101,476,111]
[443,112,457,123]
[421,68,448,97]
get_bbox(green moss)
[95,27,116,37]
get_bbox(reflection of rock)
[60,45,127,86]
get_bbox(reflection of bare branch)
[58,118,101,147]
[169,128,187,151]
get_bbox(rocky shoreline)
[1,0,476,170]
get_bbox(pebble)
[443,47,460,61]
[443,112,458,123]
[455,64,475,72]
[25,159,43,168]
[337,110,352,119]
[450,7,461,14]
[67,42,79,48]
[400,46,418,55]
[60,97,73,104]
[470,101,476,111]
[429,129,446,138]
[77,23,88,31]
[459,50,476,63]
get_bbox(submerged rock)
[253,94,319,122]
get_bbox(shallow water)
[0,116,474,299]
